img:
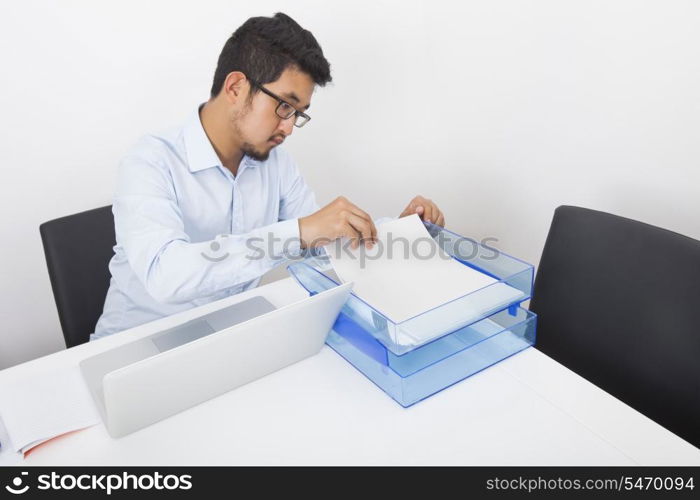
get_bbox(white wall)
[1,0,698,369]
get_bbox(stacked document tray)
[287,222,537,407]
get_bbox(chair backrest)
[40,206,115,348]
[530,205,700,448]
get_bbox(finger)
[420,203,434,223]
[428,203,441,224]
[339,213,366,249]
[400,199,419,218]
[400,206,414,218]
[436,212,445,227]
[341,223,362,249]
[347,203,377,242]
[347,213,375,248]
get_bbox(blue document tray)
[287,222,537,407]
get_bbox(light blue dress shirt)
[91,106,320,340]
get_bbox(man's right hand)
[298,196,377,249]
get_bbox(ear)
[222,71,249,105]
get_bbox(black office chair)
[40,206,115,348]
[530,206,700,449]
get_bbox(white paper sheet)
[0,365,99,454]
[326,214,500,323]
[0,416,23,464]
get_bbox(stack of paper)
[327,214,525,345]
[0,365,100,456]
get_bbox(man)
[92,12,445,340]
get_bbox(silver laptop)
[151,295,278,352]
[80,283,353,438]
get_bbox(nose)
[279,115,294,136]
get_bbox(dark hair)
[210,12,331,98]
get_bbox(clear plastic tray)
[288,222,534,355]
[287,222,537,407]
[332,305,535,407]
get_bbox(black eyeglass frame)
[248,78,311,128]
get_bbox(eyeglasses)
[248,78,311,128]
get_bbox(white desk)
[1,277,698,466]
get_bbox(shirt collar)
[183,104,261,173]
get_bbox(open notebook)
[0,365,99,458]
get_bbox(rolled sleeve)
[115,157,305,305]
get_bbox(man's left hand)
[399,195,445,227]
